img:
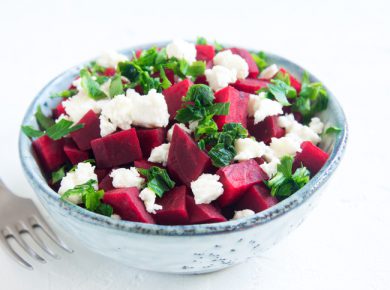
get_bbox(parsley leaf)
[80,69,108,100]
[109,75,124,97]
[324,126,342,135]
[46,119,84,140]
[196,37,208,45]
[184,84,214,107]
[118,62,140,82]
[266,79,297,106]
[251,51,268,71]
[159,67,172,89]
[137,166,175,198]
[61,180,113,216]
[208,143,236,167]
[35,105,55,130]
[194,116,218,139]
[21,126,45,138]
[266,156,310,200]
[187,61,206,78]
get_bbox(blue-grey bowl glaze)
[19,42,348,274]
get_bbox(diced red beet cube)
[154,186,189,225]
[151,69,175,85]
[103,67,116,77]
[293,141,329,175]
[236,184,278,213]
[52,101,66,119]
[229,47,259,78]
[247,116,285,145]
[32,135,67,173]
[167,126,211,186]
[196,44,215,61]
[134,159,159,170]
[98,173,114,191]
[186,195,226,224]
[279,68,302,93]
[194,75,208,85]
[232,78,269,94]
[136,128,165,158]
[216,159,265,207]
[135,49,143,58]
[70,110,101,151]
[95,168,110,182]
[162,79,193,120]
[91,128,142,168]
[103,187,155,224]
[63,140,89,165]
[213,86,249,130]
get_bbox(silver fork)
[0,178,73,270]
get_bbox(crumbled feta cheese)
[111,214,121,220]
[96,51,128,68]
[205,65,237,91]
[126,89,169,128]
[278,114,321,144]
[232,209,255,220]
[213,50,249,79]
[260,159,280,178]
[62,91,103,123]
[234,138,267,161]
[259,64,279,79]
[248,93,283,124]
[269,134,302,159]
[55,113,71,123]
[110,167,145,189]
[309,117,324,134]
[188,120,199,132]
[166,39,197,64]
[148,143,170,166]
[99,94,133,136]
[190,174,224,204]
[99,79,111,96]
[167,123,191,141]
[58,162,98,204]
[139,188,162,214]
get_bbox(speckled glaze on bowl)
[19,42,348,274]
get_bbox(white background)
[1,0,390,289]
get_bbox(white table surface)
[1,0,389,289]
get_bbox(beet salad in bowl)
[19,38,347,273]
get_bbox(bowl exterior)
[19,42,347,274]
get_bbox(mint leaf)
[46,119,84,140]
[88,61,105,74]
[187,61,206,78]
[194,116,218,139]
[208,143,236,167]
[155,48,168,66]
[324,126,342,135]
[109,75,124,97]
[118,62,140,82]
[159,67,172,89]
[80,69,108,100]
[196,37,208,45]
[35,105,55,130]
[184,84,214,107]
[51,166,66,184]
[266,79,297,106]
[137,166,175,198]
[50,89,77,99]
[214,41,224,52]
[96,203,113,217]
[206,102,230,116]
[251,51,268,71]
[21,126,45,138]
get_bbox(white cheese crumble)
[62,91,104,123]
[166,39,197,64]
[99,94,133,136]
[96,51,128,68]
[205,65,237,91]
[234,138,267,161]
[126,89,170,128]
[259,64,279,79]
[260,159,280,178]
[269,134,302,159]
[148,143,170,166]
[190,174,224,204]
[58,162,98,204]
[111,214,121,220]
[188,120,199,132]
[232,209,255,220]
[248,92,283,124]
[110,167,145,190]
[213,50,249,79]
[139,188,162,214]
[278,114,321,144]
[309,117,324,134]
[167,123,191,142]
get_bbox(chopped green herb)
[61,180,113,216]
[118,61,140,82]
[266,156,310,199]
[46,119,84,140]
[137,166,175,198]
[159,67,172,89]
[184,84,214,107]
[35,105,55,130]
[196,37,208,45]
[80,69,108,100]
[324,126,342,135]
[21,125,45,138]
[155,48,168,66]
[266,79,297,106]
[109,75,124,97]
[187,61,206,78]
[214,41,224,52]
[88,61,106,74]
[208,143,236,167]
[51,166,66,184]
[135,47,158,67]
[251,51,268,71]
[50,89,77,99]
[194,116,218,139]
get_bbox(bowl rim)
[19,41,348,236]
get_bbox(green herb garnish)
[264,79,297,106]
[35,105,55,130]
[21,125,45,138]
[51,166,66,184]
[80,69,108,100]
[324,126,342,135]
[251,51,268,71]
[266,156,310,199]
[137,166,175,198]
[45,119,84,140]
[50,89,77,99]
[196,37,208,45]
[109,75,124,97]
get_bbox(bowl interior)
[19,42,348,236]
